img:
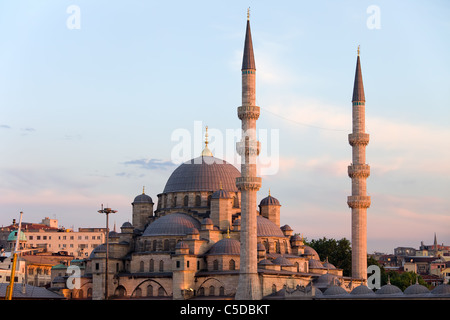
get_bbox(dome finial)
[357,45,360,56]
[142,186,145,194]
[247,7,250,20]
[268,188,271,196]
[201,125,213,157]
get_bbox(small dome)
[133,193,153,204]
[202,218,213,225]
[314,273,337,285]
[272,256,294,266]
[431,284,450,295]
[121,222,133,228]
[7,230,27,242]
[309,259,324,269]
[323,285,348,296]
[323,260,336,270]
[143,213,201,237]
[303,246,320,260]
[281,225,292,231]
[208,238,240,255]
[257,216,285,237]
[350,284,375,295]
[291,234,302,241]
[375,283,402,295]
[257,243,266,251]
[258,259,273,266]
[211,189,232,199]
[260,195,280,206]
[404,283,429,295]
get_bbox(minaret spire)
[235,11,262,300]
[348,46,370,281]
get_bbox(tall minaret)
[348,46,371,281]
[235,9,262,300]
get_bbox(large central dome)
[163,156,240,193]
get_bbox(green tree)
[305,237,352,276]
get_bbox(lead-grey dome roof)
[133,193,153,204]
[257,216,285,237]
[207,238,240,255]
[163,156,240,193]
[142,213,201,236]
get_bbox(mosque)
[68,13,450,300]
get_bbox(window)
[229,259,236,270]
[149,259,154,272]
[195,195,201,206]
[213,260,219,271]
[184,195,189,206]
[176,261,180,269]
[159,260,164,272]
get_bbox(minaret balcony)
[236,177,262,191]
[238,105,260,120]
[348,164,370,178]
[348,133,370,146]
[347,196,371,209]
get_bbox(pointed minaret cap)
[352,45,365,102]
[242,8,256,71]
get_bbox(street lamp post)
[98,204,117,300]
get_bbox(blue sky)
[0,1,449,253]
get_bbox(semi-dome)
[163,156,240,193]
[272,256,294,266]
[143,213,201,237]
[133,193,153,204]
[303,246,320,260]
[257,215,285,237]
[207,238,240,255]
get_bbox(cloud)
[122,158,177,170]
[0,124,11,129]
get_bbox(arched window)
[147,285,153,297]
[295,262,300,272]
[159,260,164,272]
[184,195,189,206]
[207,195,212,207]
[173,196,177,207]
[152,240,157,251]
[134,287,142,297]
[209,286,215,296]
[219,286,225,296]
[275,241,280,254]
[158,287,165,296]
[213,259,219,271]
[163,239,169,251]
[198,287,205,296]
[195,195,201,206]
[233,196,239,208]
[139,261,144,272]
[272,284,277,293]
[149,259,154,272]
[229,259,236,270]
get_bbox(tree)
[305,237,352,276]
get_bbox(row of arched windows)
[158,193,240,209]
[139,259,165,272]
